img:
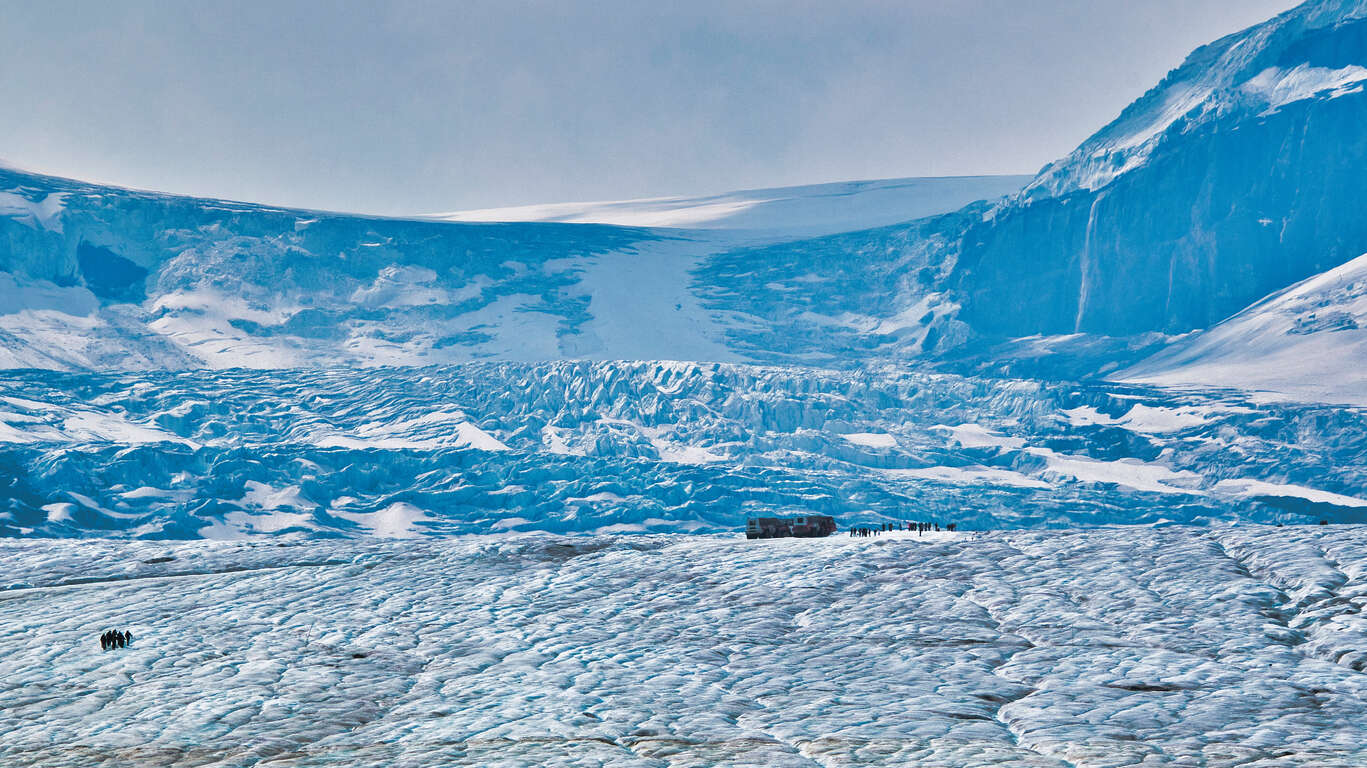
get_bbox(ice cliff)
[949,0,1367,339]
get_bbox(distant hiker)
[123,629,133,646]
[115,630,125,649]
[947,523,957,532]
[99,631,109,651]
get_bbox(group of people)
[849,521,956,537]
[100,629,133,651]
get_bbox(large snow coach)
[745,515,838,539]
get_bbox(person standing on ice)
[99,631,109,651]
[123,629,133,646]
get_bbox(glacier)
[945,0,1367,340]
[7,3,1367,393]
[0,168,1027,370]
[2,362,1364,539]
[0,1,1365,541]
[432,176,1029,237]
[3,527,1367,766]
[4,0,1367,764]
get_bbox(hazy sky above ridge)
[0,0,1299,215]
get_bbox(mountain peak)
[1021,0,1367,202]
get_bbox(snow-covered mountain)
[433,176,1028,237]
[5,0,1367,539]
[4,0,1367,382]
[9,5,1367,760]
[1025,0,1367,201]
[0,167,1024,370]
[950,0,1367,338]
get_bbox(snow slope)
[3,527,1367,766]
[1119,253,1367,405]
[0,167,1025,370]
[433,176,1030,238]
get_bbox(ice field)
[3,526,1367,767]
[3,362,1365,539]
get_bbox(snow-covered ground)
[431,176,1030,238]
[3,526,1365,767]
[1120,253,1367,406]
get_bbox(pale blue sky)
[0,1,1299,215]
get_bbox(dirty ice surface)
[3,526,1366,767]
